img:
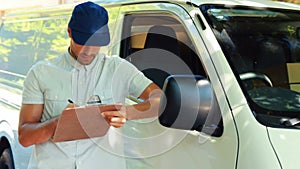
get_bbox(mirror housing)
[159,75,223,136]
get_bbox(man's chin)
[81,61,92,65]
[78,58,94,65]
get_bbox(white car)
[0,0,300,168]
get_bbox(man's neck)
[68,47,77,61]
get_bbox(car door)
[110,2,239,169]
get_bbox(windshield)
[201,5,300,127]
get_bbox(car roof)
[3,0,300,21]
[95,0,300,9]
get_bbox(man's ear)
[67,27,72,38]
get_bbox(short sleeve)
[22,67,44,104]
[129,71,152,97]
[98,56,153,102]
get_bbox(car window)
[0,20,42,89]
[120,13,206,87]
[36,18,69,61]
[202,5,300,126]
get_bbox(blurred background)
[0,0,85,19]
[0,0,299,20]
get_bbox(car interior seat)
[254,37,290,88]
[143,25,181,88]
[128,25,206,89]
[128,25,182,88]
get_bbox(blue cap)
[68,1,110,46]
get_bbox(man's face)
[69,39,101,65]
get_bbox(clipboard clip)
[87,95,102,105]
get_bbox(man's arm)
[18,82,161,146]
[126,82,162,120]
[101,83,161,127]
[18,104,59,147]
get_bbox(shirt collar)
[65,48,104,71]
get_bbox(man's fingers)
[102,110,125,118]
[109,122,125,128]
[65,103,76,109]
[101,110,127,128]
[107,117,126,128]
[110,117,126,123]
[101,103,127,128]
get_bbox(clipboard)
[53,104,121,142]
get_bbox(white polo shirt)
[22,50,152,169]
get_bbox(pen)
[68,99,74,104]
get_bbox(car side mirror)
[159,75,223,136]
